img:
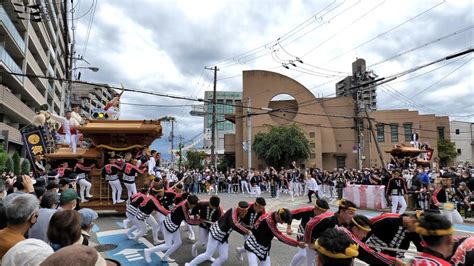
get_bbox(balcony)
[24,77,46,106]
[26,51,48,90]
[27,23,48,69]
[0,122,22,145]
[0,5,26,53]
[0,85,35,124]
[47,64,55,77]
[0,46,24,82]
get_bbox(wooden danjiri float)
[22,102,162,212]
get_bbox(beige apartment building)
[70,83,116,118]
[224,70,450,170]
[0,0,67,153]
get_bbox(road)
[90,191,474,266]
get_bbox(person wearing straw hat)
[336,215,402,265]
[304,199,357,266]
[313,227,359,266]
[289,199,329,266]
[412,213,455,266]
[366,211,424,259]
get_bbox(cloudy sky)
[71,0,473,158]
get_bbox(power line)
[120,102,194,107]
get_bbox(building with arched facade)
[223,70,450,170]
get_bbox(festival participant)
[56,162,73,179]
[74,157,94,202]
[432,176,463,224]
[313,228,359,266]
[144,195,200,263]
[123,186,149,239]
[386,169,408,214]
[250,171,262,197]
[304,199,357,266]
[62,110,79,153]
[33,155,46,178]
[450,236,474,266]
[123,159,147,199]
[288,199,329,266]
[240,170,251,194]
[245,208,306,265]
[335,215,401,265]
[134,184,168,244]
[366,211,424,258]
[148,150,157,178]
[412,213,455,265]
[185,201,251,266]
[235,197,267,261]
[101,157,124,204]
[306,174,319,203]
[191,195,223,258]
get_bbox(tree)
[5,156,13,173]
[253,124,310,168]
[0,146,8,172]
[437,139,457,166]
[12,152,21,175]
[186,149,207,170]
[21,159,31,175]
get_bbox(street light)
[72,66,99,72]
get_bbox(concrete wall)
[450,121,474,164]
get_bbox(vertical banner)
[21,126,48,178]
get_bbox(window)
[437,127,445,140]
[310,142,316,148]
[404,123,413,141]
[336,156,346,168]
[457,148,462,154]
[455,129,460,135]
[309,132,315,138]
[390,124,398,143]
[310,153,316,159]
[377,124,385,142]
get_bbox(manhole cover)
[94,244,117,252]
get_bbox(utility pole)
[62,0,70,114]
[364,107,386,169]
[170,118,174,165]
[205,66,219,170]
[247,97,252,170]
[178,135,184,170]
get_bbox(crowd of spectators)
[0,174,118,265]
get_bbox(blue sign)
[96,229,172,265]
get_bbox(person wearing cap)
[144,195,200,263]
[235,197,267,261]
[1,238,54,266]
[314,227,359,266]
[186,201,251,266]
[304,199,357,266]
[101,157,124,204]
[78,208,98,246]
[28,192,59,242]
[288,199,330,266]
[190,195,223,258]
[386,169,408,214]
[244,208,306,265]
[412,213,455,265]
[74,157,95,203]
[58,188,80,211]
[0,194,39,258]
[366,211,423,259]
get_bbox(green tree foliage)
[253,124,310,168]
[186,149,207,170]
[5,156,13,173]
[12,152,21,175]
[437,139,458,162]
[0,147,8,172]
[21,159,31,175]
